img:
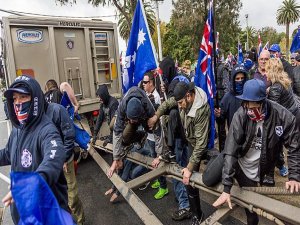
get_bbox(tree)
[56,0,156,42]
[117,1,156,42]
[239,26,257,50]
[277,0,300,56]
[257,27,285,46]
[152,22,167,54]
[163,0,242,63]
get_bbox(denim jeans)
[172,138,190,209]
[130,139,167,188]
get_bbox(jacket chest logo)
[275,126,283,137]
[21,149,32,168]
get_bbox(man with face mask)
[1,75,68,224]
[213,79,300,225]
[92,84,119,146]
[148,81,210,225]
[214,65,247,150]
[107,86,165,178]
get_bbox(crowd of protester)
[1,44,300,225]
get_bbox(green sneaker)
[151,179,160,189]
[154,188,169,200]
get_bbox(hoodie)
[94,85,119,140]
[0,76,68,223]
[219,65,248,127]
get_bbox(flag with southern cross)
[194,0,216,149]
[238,41,244,64]
[290,27,300,53]
[122,0,158,93]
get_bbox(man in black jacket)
[1,75,69,224]
[213,79,300,225]
[92,84,119,146]
[107,86,164,178]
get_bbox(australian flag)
[238,41,244,64]
[290,27,300,53]
[122,0,158,93]
[11,172,73,225]
[194,0,216,149]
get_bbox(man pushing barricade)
[212,79,300,225]
[148,81,210,225]
[107,85,165,178]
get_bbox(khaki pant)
[64,156,85,224]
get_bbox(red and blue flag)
[194,0,216,148]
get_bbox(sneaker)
[151,179,160,189]
[138,181,150,191]
[279,165,288,177]
[154,187,169,200]
[262,175,275,187]
[172,208,192,221]
[190,214,203,225]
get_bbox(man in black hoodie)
[1,75,68,224]
[92,84,119,146]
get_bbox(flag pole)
[212,0,221,150]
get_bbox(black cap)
[173,81,195,101]
[295,54,300,62]
[126,97,143,120]
[4,83,31,99]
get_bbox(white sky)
[0,0,298,52]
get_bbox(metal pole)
[154,0,163,61]
[245,14,249,51]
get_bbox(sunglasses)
[142,80,150,84]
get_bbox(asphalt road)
[0,91,242,225]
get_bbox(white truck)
[1,16,122,116]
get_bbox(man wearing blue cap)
[269,44,295,87]
[213,79,300,225]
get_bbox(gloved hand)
[103,139,109,147]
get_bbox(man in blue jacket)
[0,75,68,224]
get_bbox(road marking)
[0,172,10,184]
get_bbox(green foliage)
[277,0,300,55]
[163,0,242,63]
[152,22,167,53]
[258,27,285,45]
[117,1,156,41]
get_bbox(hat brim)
[4,88,30,98]
[236,94,265,102]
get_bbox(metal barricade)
[91,140,300,225]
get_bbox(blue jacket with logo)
[0,76,68,223]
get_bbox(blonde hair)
[265,58,291,89]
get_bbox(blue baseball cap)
[236,79,266,102]
[269,44,281,53]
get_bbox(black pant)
[167,108,186,151]
[235,164,259,225]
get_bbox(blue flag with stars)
[122,0,158,93]
[290,27,300,53]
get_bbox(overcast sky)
[0,0,298,52]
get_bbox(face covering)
[14,101,31,124]
[235,81,244,95]
[246,107,265,122]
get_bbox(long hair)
[265,58,291,89]
[45,79,59,92]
